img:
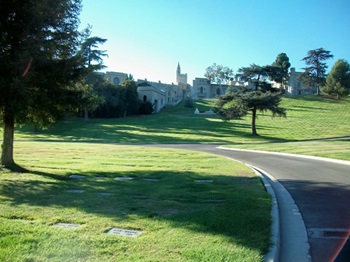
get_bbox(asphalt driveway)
[149,144,350,262]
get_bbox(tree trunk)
[1,110,15,168]
[251,107,258,136]
[84,110,89,121]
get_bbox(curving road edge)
[250,165,311,262]
[147,144,350,261]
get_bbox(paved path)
[149,144,350,262]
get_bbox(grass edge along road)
[0,142,271,261]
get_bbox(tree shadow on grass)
[0,169,271,257]
[17,116,290,145]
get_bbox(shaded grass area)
[11,96,350,144]
[6,95,349,160]
[0,142,270,261]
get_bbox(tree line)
[206,49,350,136]
[82,73,153,119]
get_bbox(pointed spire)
[177,62,181,73]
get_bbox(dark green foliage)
[92,78,142,118]
[184,97,194,108]
[321,59,350,99]
[118,79,140,117]
[138,101,154,115]
[215,64,286,136]
[299,48,333,95]
[270,53,291,88]
[80,35,107,71]
[91,80,120,118]
[0,0,90,168]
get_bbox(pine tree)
[321,59,350,99]
[0,0,89,170]
[214,64,286,136]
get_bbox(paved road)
[149,144,350,262]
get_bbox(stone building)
[104,64,187,113]
[104,71,128,86]
[103,64,313,113]
[191,67,316,99]
[136,80,182,112]
[285,68,317,95]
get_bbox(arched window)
[143,95,147,102]
[113,77,120,85]
[200,86,204,93]
[216,88,221,95]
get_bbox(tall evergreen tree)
[80,34,108,120]
[299,48,333,95]
[270,53,291,89]
[321,59,350,99]
[0,0,89,170]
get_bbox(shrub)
[138,101,154,115]
[184,97,194,108]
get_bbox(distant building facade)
[103,65,312,113]
[285,67,317,95]
[191,67,316,99]
[136,80,182,112]
[104,64,187,113]
[105,71,128,86]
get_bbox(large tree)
[80,35,108,120]
[118,78,140,117]
[214,64,286,136]
[299,48,333,95]
[0,0,89,170]
[205,63,234,85]
[270,53,291,89]
[321,59,350,99]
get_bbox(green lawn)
[0,95,349,261]
[12,95,350,160]
[0,143,270,261]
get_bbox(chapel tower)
[176,63,188,98]
[176,63,187,85]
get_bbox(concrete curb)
[249,165,280,262]
[217,146,350,166]
[223,153,311,261]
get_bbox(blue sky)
[80,0,350,84]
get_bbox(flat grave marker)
[107,228,143,238]
[115,177,134,181]
[53,223,80,229]
[195,179,214,183]
[69,175,86,179]
[66,189,85,193]
[143,178,159,182]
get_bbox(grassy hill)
[12,95,350,160]
[0,95,348,261]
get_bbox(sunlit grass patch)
[0,142,271,261]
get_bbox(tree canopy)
[299,48,333,95]
[270,53,291,88]
[205,63,234,85]
[321,59,350,99]
[214,64,286,136]
[0,0,90,169]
